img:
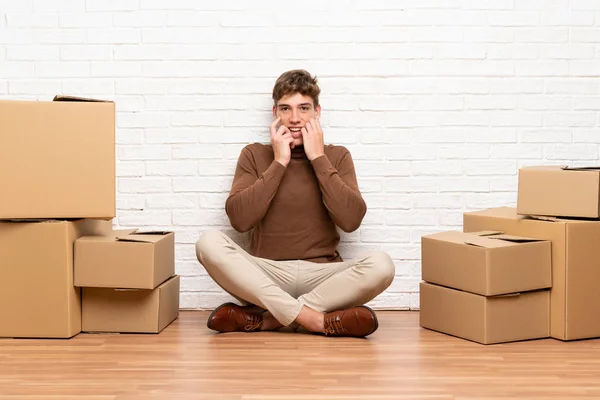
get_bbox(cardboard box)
[82,275,180,334]
[75,230,175,289]
[420,282,550,344]
[0,219,112,338]
[464,207,600,341]
[518,165,600,218]
[421,231,551,296]
[0,96,115,219]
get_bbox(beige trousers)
[195,230,395,327]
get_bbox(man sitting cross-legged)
[195,69,395,337]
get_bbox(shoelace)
[244,314,263,332]
[324,315,346,336]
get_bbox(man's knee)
[363,251,395,288]
[195,229,227,263]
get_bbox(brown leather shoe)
[206,302,264,333]
[323,305,379,337]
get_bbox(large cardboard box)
[0,96,115,219]
[82,275,180,334]
[518,165,600,218]
[0,219,112,338]
[464,207,600,341]
[422,231,551,296]
[419,282,550,345]
[75,230,175,289]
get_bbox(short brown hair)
[272,69,320,107]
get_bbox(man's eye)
[301,107,309,111]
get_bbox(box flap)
[77,229,136,243]
[2,219,63,225]
[463,240,488,248]
[487,234,546,243]
[53,95,111,103]
[133,230,172,235]
[463,236,507,248]
[527,215,561,222]
[115,231,172,243]
[471,230,504,237]
[562,166,600,171]
[463,232,541,248]
[493,292,522,298]
[521,165,565,171]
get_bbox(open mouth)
[289,127,302,133]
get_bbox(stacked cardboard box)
[421,165,600,343]
[75,229,179,333]
[464,166,600,342]
[0,96,179,338]
[0,96,115,338]
[0,219,112,338]
[420,231,552,344]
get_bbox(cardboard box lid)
[422,230,551,296]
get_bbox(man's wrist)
[275,159,289,168]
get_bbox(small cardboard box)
[421,231,551,296]
[75,230,175,289]
[0,219,112,338]
[464,207,600,341]
[518,165,600,218]
[419,282,550,345]
[82,275,180,334]
[0,95,115,219]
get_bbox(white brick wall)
[1,0,599,311]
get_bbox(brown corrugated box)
[517,165,600,219]
[82,275,180,334]
[464,207,600,341]
[75,230,175,289]
[421,230,551,296]
[419,282,550,345]
[0,95,115,219]
[0,219,112,338]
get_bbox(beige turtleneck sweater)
[225,143,367,263]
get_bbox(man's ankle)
[260,311,283,331]
[315,314,325,333]
[295,305,325,333]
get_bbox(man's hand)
[301,117,325,161]
[270,116,294,167]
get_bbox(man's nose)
[290,109,300,122]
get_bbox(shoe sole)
[206,302,237,331]
[358,305,379,337]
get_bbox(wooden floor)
[2,311,600,399]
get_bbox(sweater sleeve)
[225,146,286,233]
[310,148,367,232]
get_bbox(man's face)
[273,93,321,148]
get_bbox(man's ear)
[272,105,278,119]
[316,104,321,118]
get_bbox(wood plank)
[1,311,600,399]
